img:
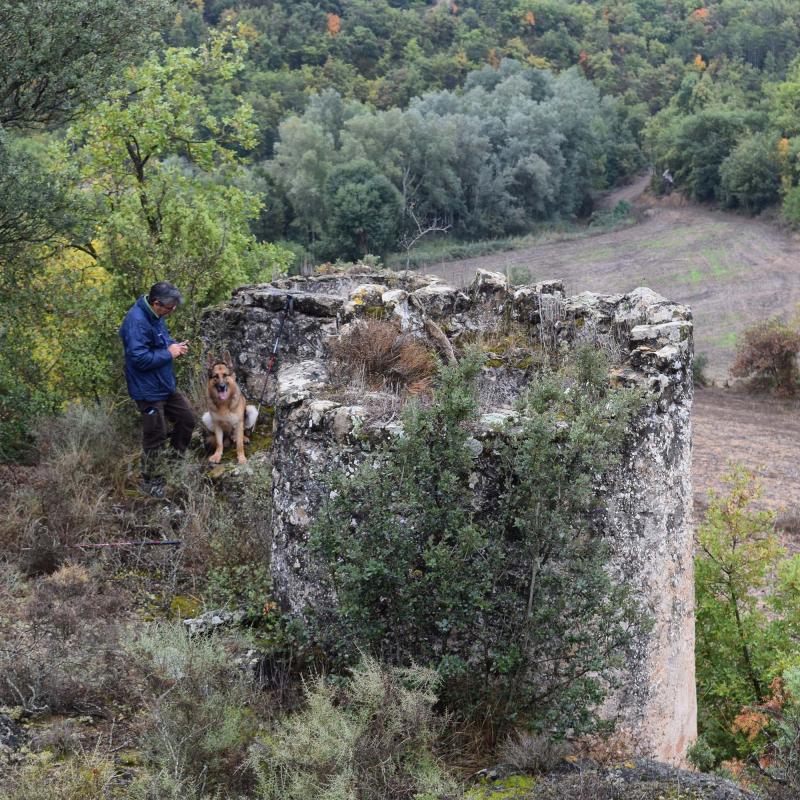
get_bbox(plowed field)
[694,387,800,520]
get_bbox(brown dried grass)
[331,320,437,395]
[0,562,133,714]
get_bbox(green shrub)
[720,133,782,213]
[205,563,272,620]
[508,265,533,285]
[694,465,783,762]
[690,466,800,778]
[693,352,710,388]
[647,108,760,203]
[589,200,632,228]
[250,656,458,800]
[321,160,403,261]
[686,735,717,773]
[781,184,800,229]
[310,348,644,738]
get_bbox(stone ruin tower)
[202,267,696,765]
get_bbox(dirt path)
[427,197,800,381]
[594,172,653,210]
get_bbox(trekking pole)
[254,294,294,430]
[72,540,184,550]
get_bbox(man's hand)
[168,341,189,358]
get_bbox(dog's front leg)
[209,424,224,463]
[234,422,247,464]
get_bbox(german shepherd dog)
[202,352,258,464]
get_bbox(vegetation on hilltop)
[1,348,649,798]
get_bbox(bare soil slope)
[694,387,800,517]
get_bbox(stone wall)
[202,267,696,764]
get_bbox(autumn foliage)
[731,318,800,394]
[326,13,341,35]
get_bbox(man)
[119,281,196,497]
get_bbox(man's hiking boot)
[142,477,166,498]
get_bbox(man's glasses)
[155,301,177,312]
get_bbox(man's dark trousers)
[136,391,195,479]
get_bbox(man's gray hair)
[147,281,183,306]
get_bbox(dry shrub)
[29,718,84,757]
[574,725,638,766]
[0,467,39,562]
[0,563,132,714]
[498,731,572,774]
[250,656,458,800]
[18,464,111,575]
[331,320,437,394]
[0,402,138,574]
[0,750,123,800]
[776,505,800,537]
[731,318,800,394]
[35,401,139,477]
[128,622,261,797]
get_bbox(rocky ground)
[468,760,760,800]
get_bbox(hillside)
[7,1,800,795]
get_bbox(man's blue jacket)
[119,296,177,401]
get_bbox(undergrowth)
[250,656,458,800]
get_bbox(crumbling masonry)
[202,268,696,764]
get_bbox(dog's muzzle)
[215,383,229,398]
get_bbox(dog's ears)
[206,350,235,371]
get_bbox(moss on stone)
[170,594,202,619]
[465,774,537,799]
[247,426,274,453]
[364,305,387,320]
[514,355,535,370]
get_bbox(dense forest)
[5,3,800,795]
[163,0,800,249]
